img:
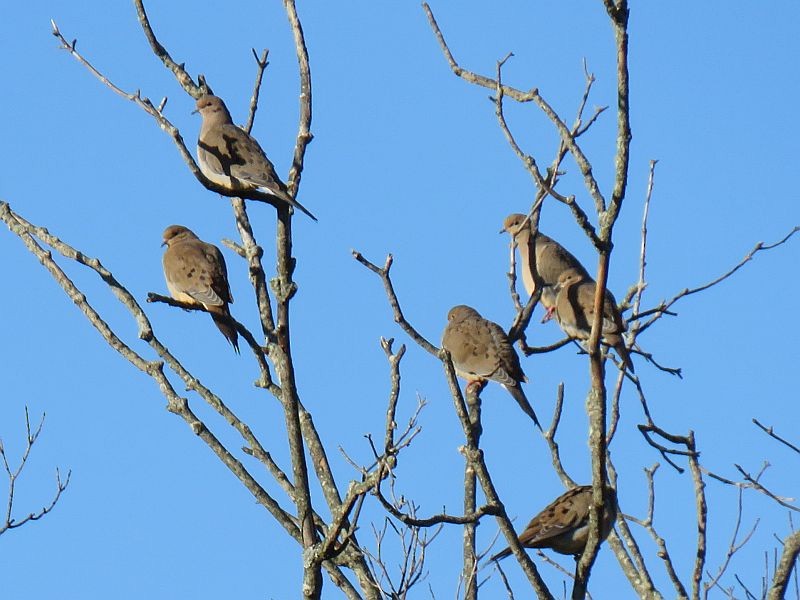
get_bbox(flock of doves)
[161,94,624,567]
[445,215,625,563]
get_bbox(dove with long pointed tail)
[441,305,540,428]
[161,225,239,353]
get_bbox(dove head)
[194,95,233,125]
[556,268,587,288]
[162,225,198,247]
[447,304,481,323]
[500,213,530,238]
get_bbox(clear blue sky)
[1,2,798,599]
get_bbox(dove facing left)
[547,268,634,372]
[194,94,317,221]
[441,305,540,428]
[490,485,617,561]
[162,225,239,353]
[501,213,590,294]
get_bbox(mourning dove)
[490,485,617,560]
[549,268,633,371]
[162,225,239,353]
[501,213,590,293]
[441,305,540,427]
[194,94,317,221]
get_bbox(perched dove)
[194,94,317,221]
[162,225,239,353]
[548,268,633,371]
[501,213,590,293]
[490,485,617,560]
[441,305,540,427]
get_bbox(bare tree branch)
[423,3,608,222]
[0,202,303,544]
[352,252,438,355]
[146,292,276,389]
[624,464,689,599]
[246,48,270,133]
[132,0,204,95]
[753,419,800,455]
[0,409,70,536]
[734,464,799,513]
[362,514,440,599]
[637,226,800,337]
[768,530,800,600]
[492,55,602,250]
[703,486,760,599]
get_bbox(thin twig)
[734,464,799,513]
[422,3,608,219]
[246,48,270,133]
[753,419,800,455]
[352,252,438,355]
[0,410,71,536]
[703,486,760,599]
[146,292,275,388]
[637,226,800,337]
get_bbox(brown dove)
[501,213,590,293]
[194,94,317,221]
[491,485,617,560]
[441,305,540,427]
[161,225,239,353]
[548,268,633,371]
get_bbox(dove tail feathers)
[260,187,318,221]
[210,309,240,354]
[490,547,513,562]
[613,340,634,373]
[505,384,541,430]
[287,196,318,222]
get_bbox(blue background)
[1,2,798,598]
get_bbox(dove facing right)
[161,225,239,353]
[490,485,617,560]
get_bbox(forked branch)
[0,409,71,537]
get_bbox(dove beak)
[191,108,200,115]
[161,240,168,247]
